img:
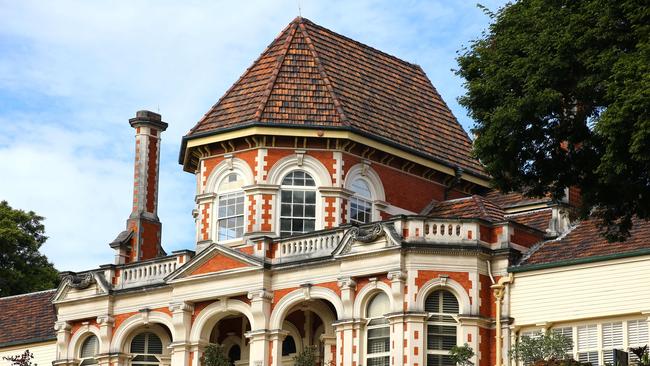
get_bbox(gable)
[190,252,251,276]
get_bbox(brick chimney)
[110,110,168,263]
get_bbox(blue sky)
[0,0,507,271]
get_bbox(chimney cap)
[129,110,168,131]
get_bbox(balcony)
[104,250,193,290]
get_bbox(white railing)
[403,219,478,243]
[276,230,345,260]
[116,257,178,289]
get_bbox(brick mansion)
[1,17,649,366]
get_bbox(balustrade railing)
[115,257,179,289]
[275,229,345,261]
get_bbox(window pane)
[304,219,315,232]
[305,190,316,203]
[427,354,455,366]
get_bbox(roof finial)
[297,0,302,17]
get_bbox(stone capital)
[387,270,407,283]
[169,301,194,313]
[54,321,71,332]
[247,289,273,301]
[96,315,114,326]
[337,277,357,290]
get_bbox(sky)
[0,0,508,272]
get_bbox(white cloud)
[0,0,506,271]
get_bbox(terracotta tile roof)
[484,190,551,209]
[517,217,650,267]
[0,289,56,347]
[187,17,485,177]
[506,209,552,232]
[427,195,506,222]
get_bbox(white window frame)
[425,290,460,366]
[349,177,374,224]
[365,293,390,366]
[79,335,99,366]
[214,172,246,244]
[279,170,318,237]
[130,332,163,366]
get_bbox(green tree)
[510,332,573,365]
[293,346,318,366]
[3,350,36,366]
[200,344,231,366]
[450,343,476,366]
[0,201,59,297]
[456,0,650,240]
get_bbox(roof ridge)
[188,20,297,135]
[516,222,580,266]
[472,195,489,218]
[253,22,299,120]
[505,207,553,218]
[0,288,56,301]
[299,17,422,70]
[298,21,350,126]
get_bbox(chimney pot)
[129,110,168,131]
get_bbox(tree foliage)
[510,332,573,365]
[456,0,650,240]
[3,350,36,366]
[0,201,59,297]
[293,345,318,366]
[450,343,476,366]
[201,344,231,366]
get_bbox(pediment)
[53,272,109,302]
[167,244,263,280]
[332,223,402,257]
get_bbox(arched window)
[217,172,245,241]
[349,178,373,224]
[366,292,390,366]
[130,332,163,366]
[79,335,99,365]
[425,290,459,366]
[282,335,297,356]
[280,171,316,236]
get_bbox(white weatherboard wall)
[510,255,650,326]
[0,341,56,366]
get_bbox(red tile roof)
[484,190,551,209]
[506,209,552,232]
[517,218,650,268]
[427,195,506,222]
[187,17,485,177]
[0,289,56,347]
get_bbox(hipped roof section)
[183,17,485,178]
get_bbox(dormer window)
[280,170,316,236]
[350,178,373,224]
[217,173,245,241]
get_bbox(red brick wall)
[190,253,248,275]
[414,270,472,299]
[511,227,542,248]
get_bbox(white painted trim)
[68,326,101,360]
[266,154,333,187]
[203,158,255,195]
[353,280,394,318]
[110,311,174,353]
[269,287,344,329]
[414,277,471,315]
[189,299,255,342]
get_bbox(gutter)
[177,122,490,181]
[509,248,650,273]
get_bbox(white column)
[320,334,337,366]
[54,321,72,362]
[388,270,406,366]
[248,289,273,366]
[170,302,194,366]
[96,315,114,366]
[268,330,288,366]
[246,330,270,366]
[334,321,354,366]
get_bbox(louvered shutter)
[578,325,598,350]
[131,333,147,354]
[80,336,98,358]
[146,333,163,354]
[441,292,459,314]
[628,320,649,346]
[602,322,623,349]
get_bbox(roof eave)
[178,122,490,182]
